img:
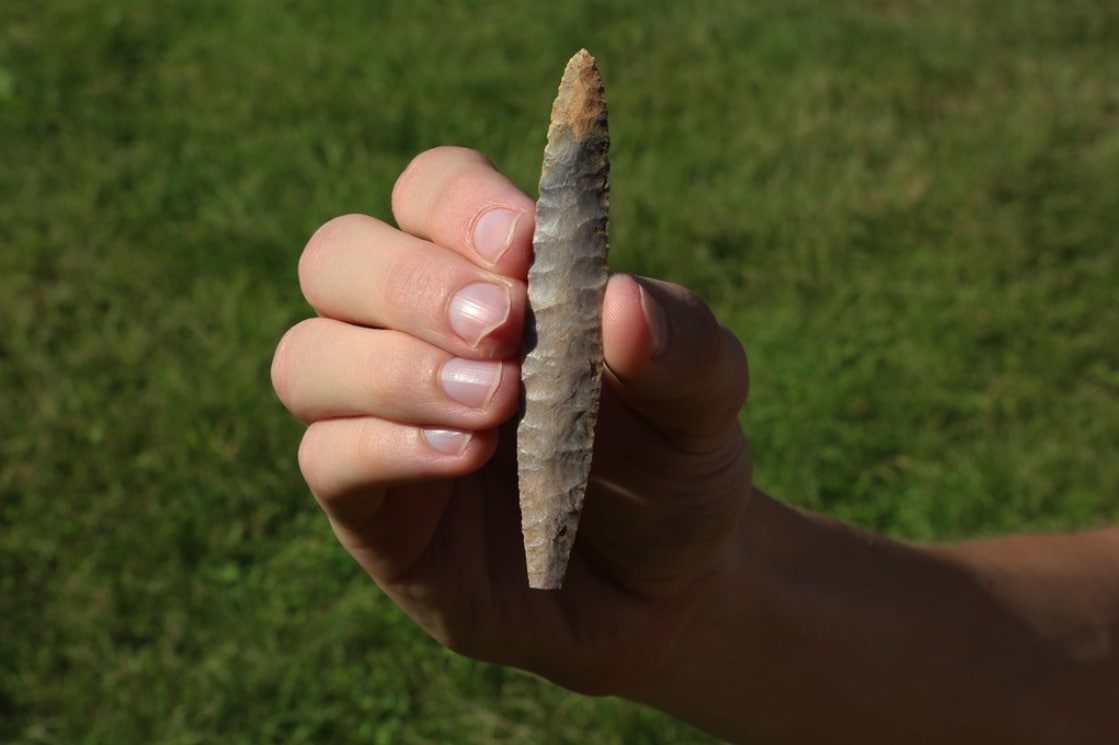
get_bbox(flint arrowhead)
[516,49,610,590]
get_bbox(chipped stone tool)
[517,49,610,590]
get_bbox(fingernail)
[422,427,472,455]
[474,209,521,264]
[449,282,511,347]
[637,281,669,359]
[440,358,502,408]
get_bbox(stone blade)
[517,49,610,590]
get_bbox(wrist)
[617,490,915,743]
[618,487,781,740]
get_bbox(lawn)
[2,1,1117,742]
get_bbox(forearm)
[627,490,1119,744]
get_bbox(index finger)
[391,147,536,279]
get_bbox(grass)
[2,1,1117,742]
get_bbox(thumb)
[602,274,749,448]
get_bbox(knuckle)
[685,292,724,367]
[718,326,750,413]
[298,419,385,505]
[298,214,369,303]
[392,147,497,234]
[390,152,428,217]
[696,335,748,431]
[297,424,329,495]
[270,318,323,414]
[270,321,307,407]
[669,286,725,381]
[391,147,487,220]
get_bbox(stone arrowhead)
[517,49,610,590]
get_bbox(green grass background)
[2,1,1117,742]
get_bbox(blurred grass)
[2,1,1117,742]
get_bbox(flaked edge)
[518,49,611,590]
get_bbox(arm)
[273,146,1119,744]
[629,490,1119,744]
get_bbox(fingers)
[300,148,536,358]
[299,214,525,360]
[602,274,750,449]
[391,146,537,277]
[298,416,497,509]
[286,146,539,513]
[272,317,520,427]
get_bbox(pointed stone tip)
[552,49,606,142]
[563,49,597,80]
[570,48,594,66]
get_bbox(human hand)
[271,146,752,695]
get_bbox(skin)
[272,146,1119,743]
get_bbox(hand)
[271,147,752,695]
